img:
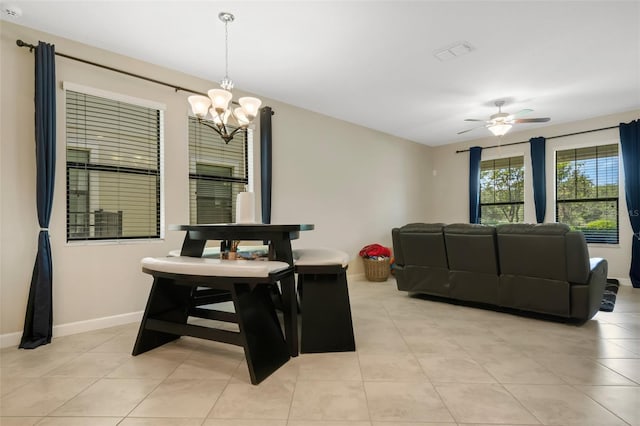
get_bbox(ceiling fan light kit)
[487,123,512,136]
[459,100,550,137]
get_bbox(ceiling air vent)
[2,4,22,18]
[434,41,475,62]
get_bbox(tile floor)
[1,277,639,426]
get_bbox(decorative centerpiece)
[235,191,256,224]
[359,243,392,282]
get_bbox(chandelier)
[188,12,261,144]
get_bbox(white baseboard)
[0,311,143,349]
[1,273,385,349]
[613,277,633,287]
[0,332,23,349]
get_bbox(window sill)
[587,242,621,249]
[66,238,165,247]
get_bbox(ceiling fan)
[458,100,550,136]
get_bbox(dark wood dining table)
[169,223,314,357]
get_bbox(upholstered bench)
[167,245,272,308]
[133,256,293,384]
[293,248,355,353]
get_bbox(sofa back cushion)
[395,223,448,268]
[444,223,499,274]
[497,223,586,282]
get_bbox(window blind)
[188,117,248,224]
[556,144,619,244]
[479,156,525,224]
[65,90,161,241]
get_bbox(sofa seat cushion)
[499,274,571,317]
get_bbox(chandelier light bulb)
[187,95,211,118]
[233,107,251,126]
[239,97,262,120]
[208,89,233,114]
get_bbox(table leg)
[269,238,298,356]
[180,232,207,257]
[279,273,299,357]
[271,240,293,264]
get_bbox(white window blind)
[556,144,619,244]
[480,156,525,225]
[188,116,248,224]
[65,90,162,241]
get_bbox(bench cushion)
[141,256,290,277]
[293,248,350,268]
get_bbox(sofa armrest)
[572,257,608,320]
[392,228,404,266]
[587,257,608,301]
[589,257,607,274]
[589,257,609,311]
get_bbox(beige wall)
[429,109,640,283]
[3,19,634,344]
[0,22,431,342]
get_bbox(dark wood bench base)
[297,265,356,353]
[133,269,292,384]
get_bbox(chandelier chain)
[224,19,229,82]
[220,13,234,90]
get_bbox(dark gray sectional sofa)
[391,222,608,321]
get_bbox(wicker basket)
[362,257,390,282]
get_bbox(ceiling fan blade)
[457,127,481,135]
[464,118,486,122]
[511,108,533,118]
[514,117,550,123]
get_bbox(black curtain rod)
[455,125,621,153]
[16,39,207,96]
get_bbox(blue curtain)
[620,119,640,288]
[469,146,482,223]
[20,42,56,349]
[530,137,546,223]
[260,107,273,224]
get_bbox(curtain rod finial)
[16,39,35,51]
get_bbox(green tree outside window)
[480,156,524,225]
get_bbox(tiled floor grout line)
[2,279,640,425]
[570,382,636,426]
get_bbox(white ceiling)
[2,1,639,146]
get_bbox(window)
[188,117,248,224]
[479,156,525,224]
[67,148,90,238]
[65,89,162,241]
[556,144,619,244]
